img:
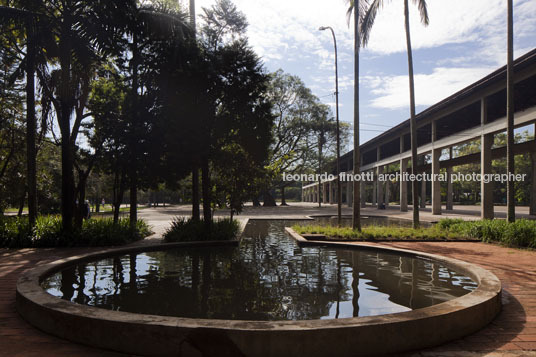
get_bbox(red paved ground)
[1,242,536,356]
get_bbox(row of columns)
[303,118,536,219]
[302,161,457,213]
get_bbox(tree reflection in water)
[43,220,477,321]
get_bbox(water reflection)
[43,220,476,321]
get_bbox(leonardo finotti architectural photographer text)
[283,172,527,184]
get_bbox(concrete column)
[420,174,426,209]
[377,166,384,209]
[431,149,442,215]
[431,120,441,215]
[481,135,493,218]
[446,166,454,210]
[531,152,536,215]
[372,173,377,206]
[481,98,494,219]
[347,180,352,207]
[385,178,390,208]
[360,179,366,208]
[400,158,408,212]
[322,183,327,204]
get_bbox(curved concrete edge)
[16,239,501,357]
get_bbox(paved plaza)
[1,204,536,356]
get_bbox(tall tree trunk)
[26,16,37,228]
[280,185,288,206]
[318,134,323,208]
[189,0,196,29]
[59,20,74,234]
[129,174,138,229]
[352,2,361,231]
[114,169,126,224]
[404,0,420,228]
[18,189,26,217]
[202,159,211,227]
[129,33,139,231]
[75,176,87,229]
[506,0,515,222]
[189,0,201,223]
[192,167,200,220]
[95,195,100,213]
[263,190,277,207]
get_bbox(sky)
[188,0,536,150]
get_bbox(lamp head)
[319,26,327,31]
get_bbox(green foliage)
[0,216,33,248]
[441,218,536,248]
[436,218,465,230]
[293,218,536,249]
[0,216,151,248]
[163,217,240,242]
[293,224,451,241]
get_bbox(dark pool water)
[42,220,476,321]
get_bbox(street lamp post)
[319,26,342,226]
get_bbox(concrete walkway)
[1,204,536,356]
[138,202,535,239]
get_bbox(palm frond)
[0,6,31,21]
[412,0,429,26]
[345,0,370,27]
[360,0,387,47]
[139,7,193,40]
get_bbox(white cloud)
[185,0,536,138]
[363,66,495,110]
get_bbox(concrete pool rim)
[16,237,501,356]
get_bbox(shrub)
[293,218,536,249]
[164,217,240,242]
[0,216,32,248]
[0,215,152,248]
[436,218,465,230]
[75,218,152,247]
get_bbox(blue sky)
[190,0,536,150]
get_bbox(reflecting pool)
[43,220,476,321]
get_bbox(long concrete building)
[303,48,536,219]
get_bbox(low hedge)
[438,218,536,248]
[163,217,240,242]
[0,216,152,248]
[293,218,536,249]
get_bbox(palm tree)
[346,0,368,231]
[2,1,135,233]
[359,0,429,229]
[506,0,514,222]
[189,0,201,222]
[124,5,192,229]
